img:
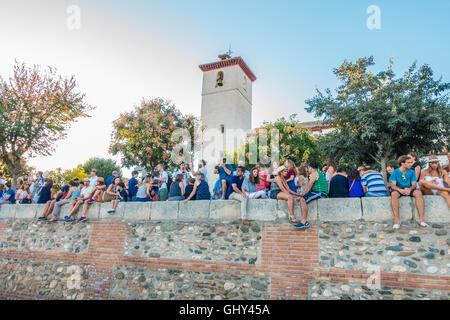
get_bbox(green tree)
[306,57,450,181]
[109,98,197,172]
[0,62,92,188]
[83,157,122,179]
[48,165,89,192]
[230,114,323,169]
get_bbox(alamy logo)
[66,265,82,290]
[366,264,381,290]
[366,5,381,30]
[66,5,81,30]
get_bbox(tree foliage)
[0,61,92,188]
[231,114,323,169]
[48,165,89,192]
[306,56,450,180]
[109,98,197,172]
[83,157,122,179]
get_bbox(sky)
[0,0,449,175]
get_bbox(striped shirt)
[361,172,387,197]
[312,170,329,195]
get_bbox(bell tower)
[198,52,256,189]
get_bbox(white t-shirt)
[200,167,208,182]
[80,185,94,198]
[89,176,98,187]
[159,171,168,189]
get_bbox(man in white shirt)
[191,160,208,183]
[172,162,191,188]
[89,169,98,187]
[66,178,93,220]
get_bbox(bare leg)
[45,200,56,217]
[276,192,298,223]
[298,197,309,224]
[412,190,425,223]
[81,201,89,217]
[390,192,401,225]
[436,190,450,208]
[69,200,83,217]
[221,179,227,200]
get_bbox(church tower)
[198,53,256,186]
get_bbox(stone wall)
[0,197,448,300]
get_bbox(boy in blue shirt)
[390,155,428,229]
[128,170,139,201]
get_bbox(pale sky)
[0,0,449,176]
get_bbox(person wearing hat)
[269,165,303,225]
[0,182,15,205]
[419,155,450,207]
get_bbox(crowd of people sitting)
[0,152,449,229]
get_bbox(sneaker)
[37,216,47,221]
[67,216,75,222]
[419,222,430,228]
[107,209,115,214]
[87,198,95,204]
[393,224,400,230]
[294,222,309,229]
[78,216,87,222]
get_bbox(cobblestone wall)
[0,200,448,300]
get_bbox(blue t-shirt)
[213,180,222,199]
[389,168,416,189]
[218,164,233,181]
[119,189,128,201]
[128,177,139,197]
[3,188,15,203]
[105,175,115,188]
[225,175,244,199]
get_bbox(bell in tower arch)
[216,71,224,87]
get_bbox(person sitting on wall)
[184,178,195,200]
[242,167,267,200]
[347,169,365,197]
[419,155,450,208]
[168,174,185,201]
[135,177,153,202]
[47,180,80,222]
[296,162,329,229]
[226,166,251,225]
[218,158,233,200]
[65,178,94,221]
[183,173,211,202]
[0,182,15,206]
[328,168,349,198]
[360,166,389,197]
[269,165,301,225]
[106,181,128,214]
[390,155,428,229]
[38,183,69,220]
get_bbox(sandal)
[289,215,299,224]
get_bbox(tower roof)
[199,57,256,82]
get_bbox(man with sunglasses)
[390,155,428,229]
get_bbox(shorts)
[303,191,327,203]
[270,190,281,199]
[391,189,416,197]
